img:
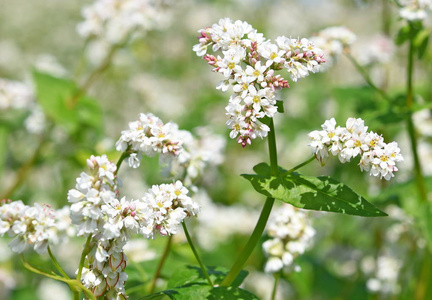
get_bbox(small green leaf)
[395,24,411,45]
[414,28,430,59]
[32,71,103,135]
[168,265,248,288]
[142,286,259,300]
[242,163,387,217]
[276,100,284,113]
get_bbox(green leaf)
[414,28,430,59]
[242,163,387,217]
[395,24,411,45]
[32,71,103,135]
[142,286,259,300]
[168,265,248,288]
[276,100,284,113]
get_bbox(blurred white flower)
[263,204,315,273]
[0,78,34,110]
[355,34,395,66]
[399,0,432,21]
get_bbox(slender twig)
[77,235,94,282]
[286,156,315,174]
[115,150,130,176]
[147,235,173,294]
[271,271,281,300]
[182,222,213,287]
[48,246,70,279]
[405,23,427,203]
[221,118,279,287]
[345,52,391,102]
[0,134,47,200]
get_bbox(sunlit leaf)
[242,163,387,217]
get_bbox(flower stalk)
[221,119,279,286]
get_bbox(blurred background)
[0,0,431,299]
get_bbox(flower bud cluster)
[77,0,171,45]
[310,26,356,69]
[0,200,73,254]
[399,0,431,21]
[116,113,182,168]
[262,204,315,273]
[194,18,325,147]
[68,154,198,299]
[308,118,403,180]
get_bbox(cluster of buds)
[116,113,182,168]
[0,200,72,254]
[308,118,403,180]
[194,18,325,147]
[262,204,315,273]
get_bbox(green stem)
[0,133,46,199]
[406,23,427,203]
[182,222,213,287]
[115,150,130,176]
[271,272,281,300]
[21,254,96,300]
[67,44,119,109]
[77,235,93,283]
[345,52,391,102]
[221,118,279,287]
[48,246,70,279]
[147,235,173,294]
[286,156,315,174]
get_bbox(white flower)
[263,204,315,273]
[195,18,325,147]
[308,117,403,181]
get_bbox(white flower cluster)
[0,78,34,110]
[116,113,182,168]
[308,118,404,181]
[311,26,356,69]
[77,0,171,45]
[0,78,46,134]
[364,254,402,295]
[68,154,198,299]
[194,18,325,147]
[262,204,315,274]
[0,200,73,254]
[165,127,226,186]
[399,0,432,21]
[355,34,395,66]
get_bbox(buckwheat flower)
[116,113,182,168]
[263,204,315,274]
[308,117,403,180]
[139,181,199,238]
[195,18,325,147]
[0,201,73,254]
